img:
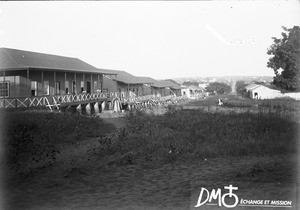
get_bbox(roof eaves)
[117,80,144,85]
[3,48,24,68]
[28,67,102,74]
[97,68,118,75]
[170,86,183,90]
[248,85,262,91]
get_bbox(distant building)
[102,70,182,99]
[248,85,281,99]
[181,85,204,98]
[150,80,182,97]
[101,69,150,99]
[198,83,208,89]
[245,84,261,97]
[245,84,300,100]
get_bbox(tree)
[251,81,266,85]
[267,26,300,91]
[235,80,247,94]
[205,82,231,94]
[182,81,199,87]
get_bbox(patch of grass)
[188,94,300,111]
[92,107,298,168]
[0,111,115,174]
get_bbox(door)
[31,81,37,96]
[56,81,61,95]
[86,81,91,94]
[72,81,76,94]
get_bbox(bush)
[1,111,114,174]
[5,121,59,174]
[92,108,298,168]
[205,82,232,94]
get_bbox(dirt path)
[2,117,299,210]
[102,117,127,129]
[4,154,298,210]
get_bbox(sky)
[0,1,299,80]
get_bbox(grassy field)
[1,95,299,209]
[0,110,115,175]
[187,94,300,112]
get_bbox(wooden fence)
[0,92,110,111]
[0,92,190,112]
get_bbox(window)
[86,81,91,94]
[72,81,76,94]
[43,81,49,95]
[81,81,84,92]
[31,81,37,96]
[99,82,103,91]
[56,81,61,94]
[94,81,98,92]
[0,81,9,98]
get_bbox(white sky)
[0,1,299,80]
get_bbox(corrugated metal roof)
[245,83,261,91]
[151,80,168,88]
[155,80,183,89]
[251,85,281,92]
[136,76,157,84]
[98,68,118,75]
[136,77,180,88]
[102,70,183,88]
[0,48,100,73]
[100,69,145,84]
[188,85,205,91]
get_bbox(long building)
[0,48,110,109]
[0,48,185,110]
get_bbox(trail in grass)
[3,113,299,210]
[4,153,298,210]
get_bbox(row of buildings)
[0,48,203,109]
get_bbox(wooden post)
[91,74,93,93]
[83,73,85,92]
[74,73,77,94]
[97,74,100,91]
[94,102,99,114]
[54,71,56,95]
[100,75,103,92]
[65,72,67,94]
[3,70,5,108]
[27,69,30,97]
[127,83,129,98]
[41,70,44,96]
[86,103,91,115]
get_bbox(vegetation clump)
[93,105,298,168]
[0,111,114,175]
[267,26,300,91]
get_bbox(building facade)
[0,48,108,109]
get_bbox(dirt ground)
[2,116,299,210]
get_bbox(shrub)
[1,111,114,175]
[92,108,298,168]
[4,121,59,174]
